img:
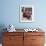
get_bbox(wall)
[0,0,46,43]
[0,0,46,29]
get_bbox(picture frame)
[20,5,34,22]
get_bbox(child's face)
[24,10,32,17]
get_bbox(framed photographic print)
[20,5,34,22]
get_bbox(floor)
[0,44,46,46]
[0,44,2,46]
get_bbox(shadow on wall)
[0,24,7,43]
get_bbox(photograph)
[20,5,34,22]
